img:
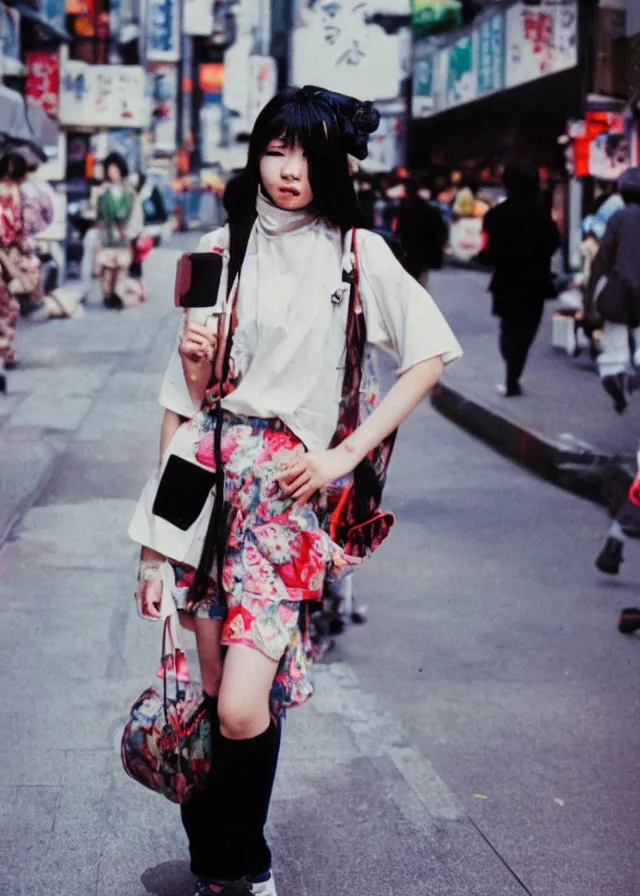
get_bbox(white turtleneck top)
[160,192,462,452]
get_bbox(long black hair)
[223,86,379,286]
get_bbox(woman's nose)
[281,154,302,180]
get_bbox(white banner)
[505,0,577,89]
[59,61,148,129]
[183,0,214,37]
[291,0,406,101]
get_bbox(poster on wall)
[149,63,178,153]
[147,0,180,61]
[59,61,148,128]
[25,52,60,118]
[506,0,577,89]
[445,33,476,108]
[477,12,504,96]
[292,0,406,101]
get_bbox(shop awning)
[13,2,71,41]
[0,84,47,161]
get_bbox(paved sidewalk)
[429,267,640,510]
[0,242,530,896]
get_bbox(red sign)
[25,51,60,118]
[573,111,627,178]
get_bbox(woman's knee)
[217,694,269,740]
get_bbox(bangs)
[253,93,341,159]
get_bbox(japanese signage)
[505,1,577,89]
[477,13,504,96]
[149,63,178,153]
[59,61,148,128]
[445,33,476,108]
[25,52,60,119]
[147,0,180,62]
[292,0,406,101]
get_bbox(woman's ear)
[347,155,359,176]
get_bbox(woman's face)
[106,163,122,184]
[259,138,313,211]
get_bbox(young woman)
[129,86,462,896]
[96,152,136,308]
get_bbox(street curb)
[430,380,634,513]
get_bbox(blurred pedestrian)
[395,176,447,287]
[0,151,30,381]
[96,152,136,308]
[476,163,560,397]
[584,166,640,414]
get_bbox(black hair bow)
[300,85,381,160]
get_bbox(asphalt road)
[0,243,638,896]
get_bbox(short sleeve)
[357,230,462,374]
[157,227,228,417]
[158,314,200,418]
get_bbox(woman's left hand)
[277,447,356,506]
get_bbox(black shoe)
[103,294,123,310]
[595,536,624,574]
[601,373,627,414]
[618,608,640,634]
[0,373,6,394]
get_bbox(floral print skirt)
[169,414,357,715]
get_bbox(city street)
[1,243,639,896]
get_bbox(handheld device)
[174,252,224,310]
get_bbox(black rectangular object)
[152,455,216,530]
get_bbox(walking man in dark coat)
[476,164,560,396]
[395,177,448,287]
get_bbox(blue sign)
[40,0,66,31]
[149,0,179,58]
[477,13,504,96]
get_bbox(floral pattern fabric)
[168,413,358,715]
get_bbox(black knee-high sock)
[181,701,282,883]
[244,717,282,880]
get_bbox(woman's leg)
[182,643,282,887]
[195,617,223,698]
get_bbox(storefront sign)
[572,111,633,180]
[477,12,504,96]
[25,51,60,119]
[505,1,577,89]
[412,55,435,118]
[149,62,178,153]
[59,61,148,128]
[183,0,214,36]
[445,33,476,108]
[147,0,180,61]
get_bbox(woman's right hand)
[135,549,167,620]
[179,321,217,363]
[135,576,163,620]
